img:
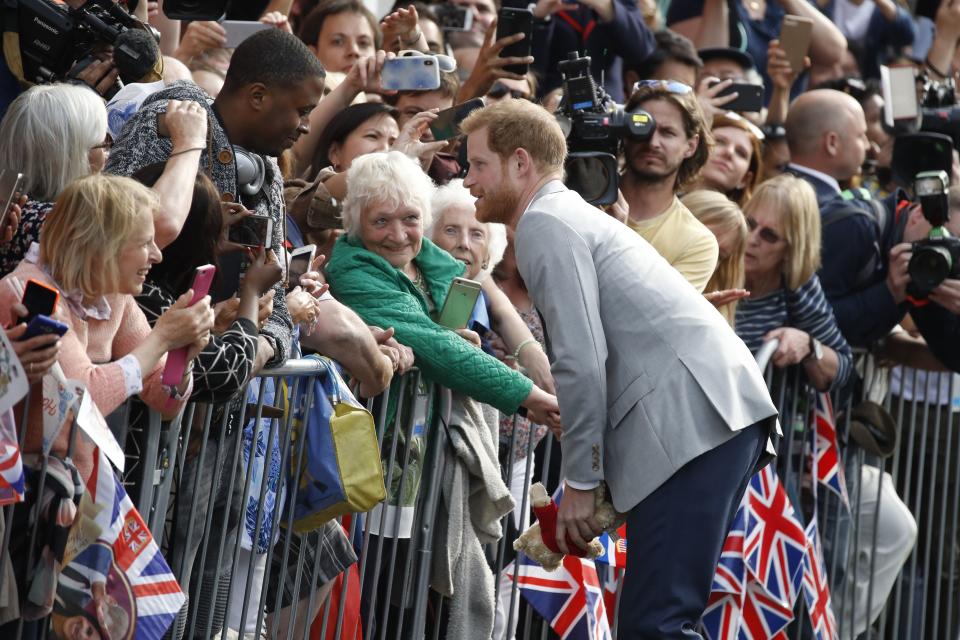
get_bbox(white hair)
[0,84,107,202]
[428,179,507,281]
[342,151,435,239]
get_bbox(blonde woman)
[735,174,852,391]
[682,190,748,326]
[0,174,214,482]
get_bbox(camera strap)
[556,11,596,43]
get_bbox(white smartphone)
[287,244,316,290]
[381,56,442,92]
[0,170,24,231]
[881,65,919,128]
[220,20,272,48]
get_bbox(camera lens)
[909,244,953,293]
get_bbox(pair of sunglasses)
[746,216,783,244]
[632,79,694,95]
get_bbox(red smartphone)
[161,265,216,386]
[20,279,59,325]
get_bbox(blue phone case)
[381,57,442,91]
[22,314,68,340]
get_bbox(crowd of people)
[0,0,959,637]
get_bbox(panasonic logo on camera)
[32,17,59,35]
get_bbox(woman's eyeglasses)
[632,79,693,95]
[487,81,531,101]
[746,216,783,244]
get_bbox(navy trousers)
[618,422,768,639]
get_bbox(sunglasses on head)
[487,81,531,100]
[632,79,693,95]
[746,216,783,244]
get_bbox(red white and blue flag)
[802,517,839,639]
[812,393,849,509]
[511,551,612,640]
[743,466,807,609]
[594,524,627,569]
[60,450,185,639]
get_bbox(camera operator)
[892,184,960,372]
[617,79,719,292]
[0,0,163,117]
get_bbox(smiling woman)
[0,174,214,483]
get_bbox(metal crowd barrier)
[1,345,959,640]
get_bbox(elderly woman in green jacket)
[325,150,560,424]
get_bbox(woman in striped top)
[735,175,853,391]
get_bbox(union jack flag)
[743,466,807,609]
[712,501,748,600]
[702,593,742,640]
[702,584,794,640]
[802,519,839,640]
[812,393,849,508]
[63,450,186,639]
[0,411,23,505]
[510,551,612,640]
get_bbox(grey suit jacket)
[516,181,778,513]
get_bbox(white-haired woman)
[325,151,558,423]
[0,84,207,278]
[428,180,551,381]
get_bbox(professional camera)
[555,52,655,206]
[908,170,960,297]
[919,75,960,150]
[12,0,159,97]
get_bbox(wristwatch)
[805,335,824,362]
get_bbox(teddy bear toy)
[513,482,626,571]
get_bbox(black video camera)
[12,0,158,97]
[908,170,960,297]
[556,52,655,205]
[919,75,960,150]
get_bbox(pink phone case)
[162,265,216,386]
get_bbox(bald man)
[784,89,872,205]
[785,88,907,348]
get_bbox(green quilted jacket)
[325,234,533,414]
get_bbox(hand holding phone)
[219,20,272,48]
[0,170,25,238]
[707,80,764,112]
[287,244,317,290]
[227,213,274,249]
[161,265,216,386]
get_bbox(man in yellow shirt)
[619,79,719,291]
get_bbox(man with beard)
[619,80,718,292]
[461,98,778,639]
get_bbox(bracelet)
[402,28,422,45]
[169,146,206,159]
[926,55,950,80]
[513,338,540,360]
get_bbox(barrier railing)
[0,346,957,639]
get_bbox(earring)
[482,260,489,269]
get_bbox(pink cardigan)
[1,262,182,481]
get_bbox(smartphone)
[381,56,442,91]
[496,8,534,76]
[20,279,59,325]
[881,65,920,128]
[433,4,474,32]
[288,244,316,290]
[779,15,813,73]
[438,277,482,330]
[228,213,274,249]
[21,314,68,341]
[220,20,272,48]
[162,265,216,386]
[709,80,764,112]
[0,170,24,231]
[430,98,485,141]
